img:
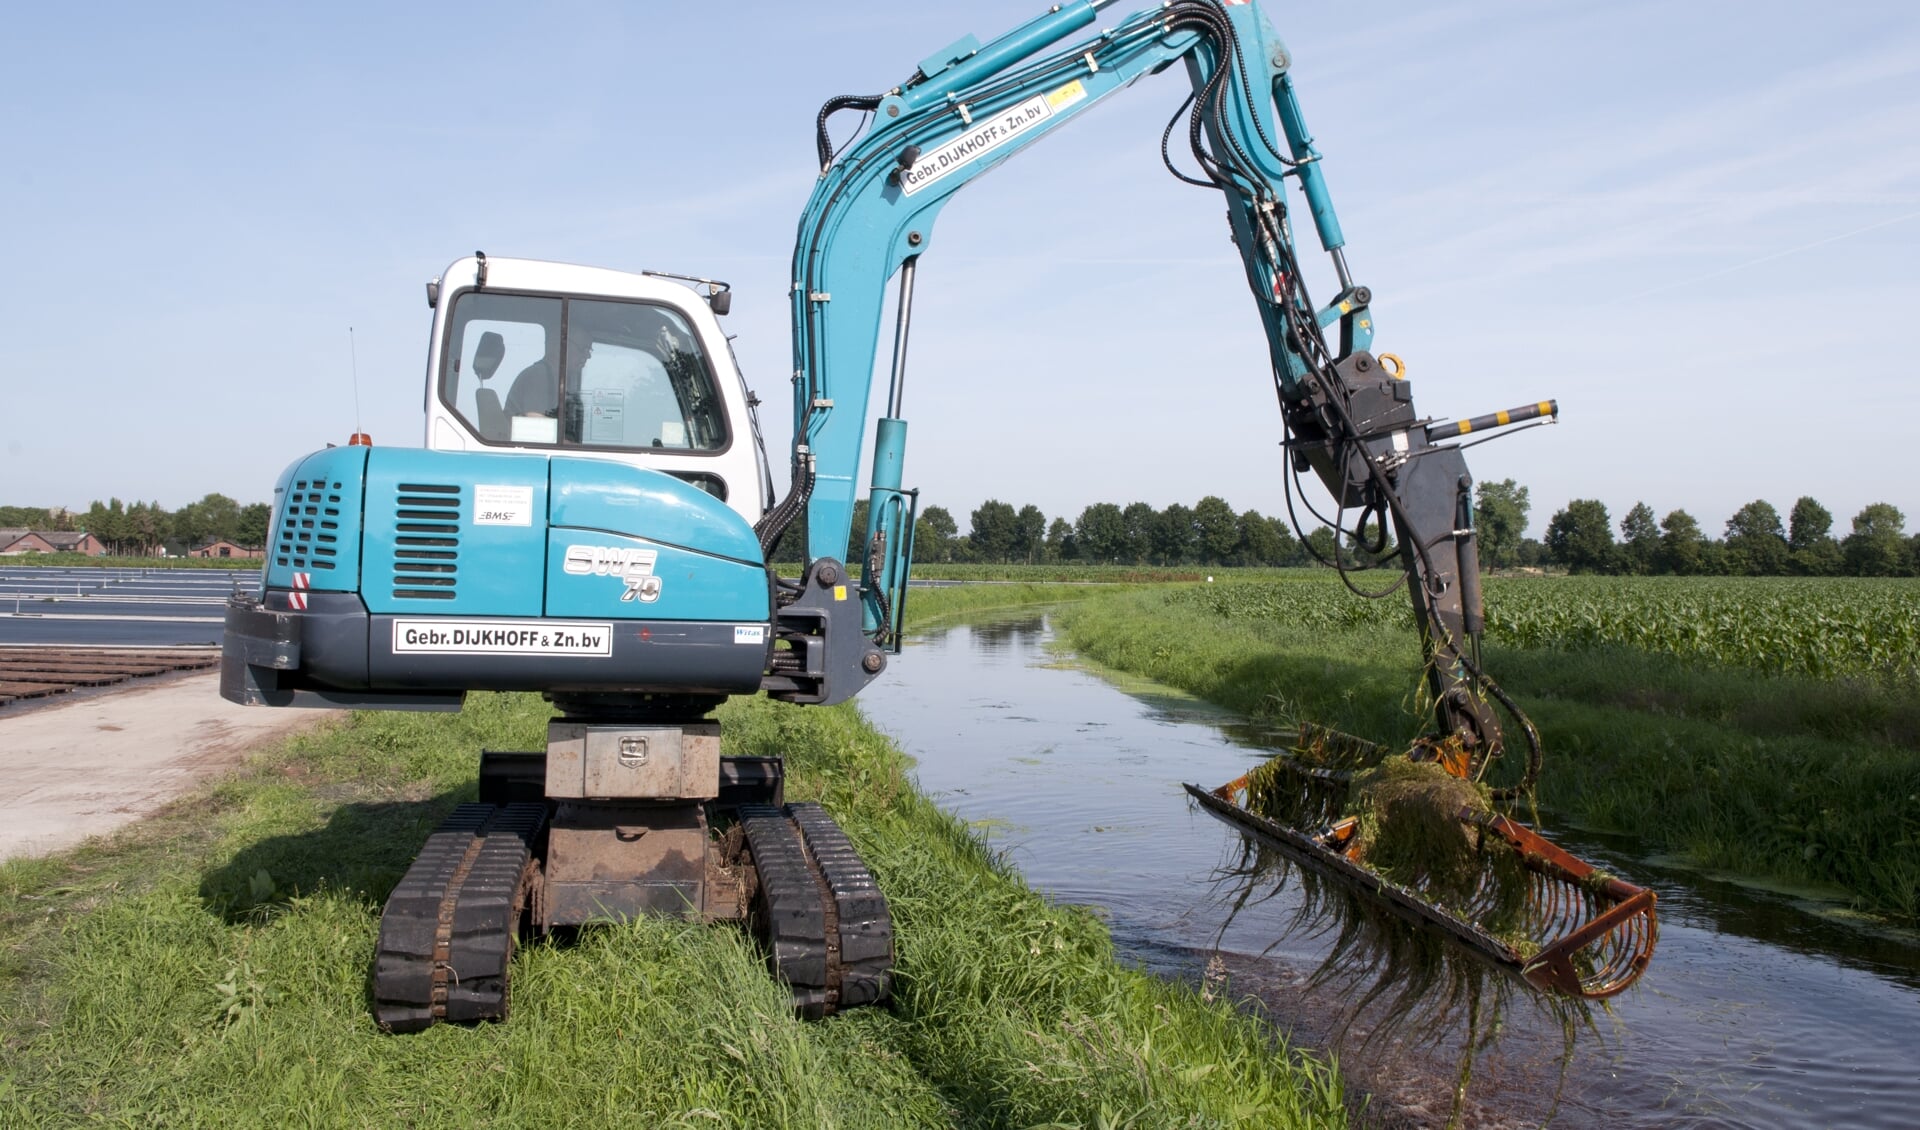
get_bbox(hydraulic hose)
[816,95,884,170]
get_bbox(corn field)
[1172,575,1920,684]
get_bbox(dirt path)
[0,672,332,861]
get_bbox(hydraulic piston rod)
[885,258,919,418]
[1426,399,1559,442]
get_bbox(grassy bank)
[1054,584,1920,923]
[900,580,1109,624]
[0,583,1343,1128]
[906,564,1257,584]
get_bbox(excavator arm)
[760,0,1536,765]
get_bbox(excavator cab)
[424,254,771,527]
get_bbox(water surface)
[859,613,1920,1129]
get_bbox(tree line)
[786,480,1920,579]
[8,482,1915,576]
[1541,496,1919,577]
[783,495,1395,569]
[0,496,271,557]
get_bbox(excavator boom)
[766,0,1502,749]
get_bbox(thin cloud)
[1612,209,1920,303]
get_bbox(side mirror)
[708,289,732,317]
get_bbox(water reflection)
[962,616,1049,652]
[1209,840,1593,1129]
[861,612,1920,1129]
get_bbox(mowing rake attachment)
[1187,724,1656,999]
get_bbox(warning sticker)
[900,86,1081,196]
[473,484,534,526]
[392,618,613,657]
[584,389,626,445]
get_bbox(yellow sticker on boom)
[1048,80,1087,109]
[834,585,848,602]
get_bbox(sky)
[3,0,1916,540]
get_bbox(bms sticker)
[473,484,534,526]
[393,619,613,657]
[564,543,664,603]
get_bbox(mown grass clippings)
[1343,757,1491,904]
[1237,744,1540,961]
[1243,754,1348,833]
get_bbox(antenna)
[347,327,372,446]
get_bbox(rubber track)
[739,802,893,1018]
[372,802,545,1033]
[788,803,893,1008]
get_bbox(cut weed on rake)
[1188,723,1657,999]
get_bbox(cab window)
[440,292,728,453]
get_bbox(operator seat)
[472,331,508,441]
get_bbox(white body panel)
[423,255,769,527]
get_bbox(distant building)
[0,529,105,555]
[188,538,264,560]
[0,529,56,554]
[41,531,106,555]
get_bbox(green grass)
[900,580,1109,624]
[1054,584,1920,923]
[0,583,1344,1128]
[894,564,1317,584]
[908,564,1236,584]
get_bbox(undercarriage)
[369,713,893,1032]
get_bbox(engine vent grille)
[275,479,344,571]
[393,483,461,600]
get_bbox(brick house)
[41,531,107,555]
[0,529,109,555]
[0,529,58,554]
[188,538,265,559]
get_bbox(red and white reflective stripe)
[292,572,311,590]
[289,591,308,610]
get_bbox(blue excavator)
[222,0,1653,1031]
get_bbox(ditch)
[860,611,1920,1129]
